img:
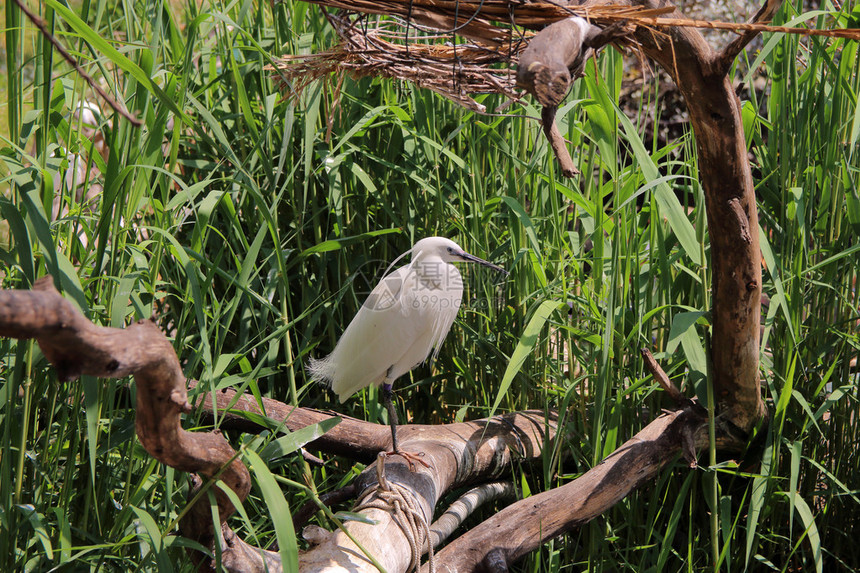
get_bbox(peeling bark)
[293,423,535,572]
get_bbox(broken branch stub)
[516,16,600,107]
[517,16,598,177]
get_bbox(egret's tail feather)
[307,355,334,386]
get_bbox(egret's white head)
[411,237,508,274]
[412,237,463,262]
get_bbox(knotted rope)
[354,453,435,573]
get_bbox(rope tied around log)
[354,453,435,573]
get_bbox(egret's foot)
[386,449,431,471]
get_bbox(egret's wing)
[308,266,421,402]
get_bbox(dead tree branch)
[196,384,559,571]
[719,0,785,74]
[0,277,272,571]
[0,278,287,571]
[429,481,516,549]
[540,105,580,177]
[641,347,689,406]
[425,406,707,572]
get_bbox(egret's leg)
[382,382,400,452]
[382,381,429,470]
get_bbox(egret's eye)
[446,247,453,253]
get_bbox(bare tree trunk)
[615,0,768,434]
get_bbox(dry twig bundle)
[271,11,527,112]
[270,1,860,111]
[269,4,672,110]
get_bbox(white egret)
[308,237,507,464]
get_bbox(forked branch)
[719,0,786,74]
[197,385,559,571]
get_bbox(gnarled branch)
[0,277,261,571]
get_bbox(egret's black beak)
[456,250,509,276]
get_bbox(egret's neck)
[411,253,457,290]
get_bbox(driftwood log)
[0,280,561,571]
[0,278,266,570]
[0,279,708,572]
[198,385,560,571]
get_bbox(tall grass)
[0,0,858,571]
